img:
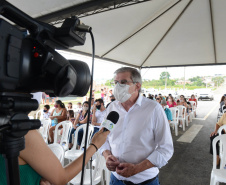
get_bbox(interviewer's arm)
[20,129,109,185]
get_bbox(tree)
[188,76,205,86]
[105,79,114,86]
[160,71,170,80]
[212,76,224,87]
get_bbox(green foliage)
[188,76,205,86]
[105,79,114,86]
[160,71,170,80]
[212,76,224,86]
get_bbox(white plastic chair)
[39,119,51,144]
[217,125,226,169]
[169,107,180,136]
[189,101,196,119]
[65,124,94,162]
[69,152,104,185]
[53,121,72,151]
[28,116,34,119]
[35,110,43,120]
[102,158,111,185]
[48,143,65,166]
[176,106,186,131]
[210,134,226,185]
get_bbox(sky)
[58,50,226,83]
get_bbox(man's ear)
[136,83,141,92]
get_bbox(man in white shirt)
[99,67,174,185]
[92,98,106,136]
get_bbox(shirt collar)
[117,93,143,107]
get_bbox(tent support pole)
[139,0,193,68]
[209,0,217,64]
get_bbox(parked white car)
[197,89,214,101]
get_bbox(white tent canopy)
[6,0,226,68]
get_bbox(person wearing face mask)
[177,96,188,128]
[99,67,173,185]
[106,95,116,108]
[155,95,162,104]
[161,100,173,124]
[43,104,51,119]
[188,94,197,106]
[49,100,67,143]
[166,95,177,108]
[74,101,92,149]
[92,98,106,137]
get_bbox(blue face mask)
[43,110,47,113]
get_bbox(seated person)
[76,102,82,112]
[156,95,162,104]
[210,113,226,166]
[92,98,107,137]
[67,102,73,110]
[49,100,67,143]
[167,95,177,108]
[219,96,226,113]
[106,95,116,108]
[43,104,51,119]
[189,94,198,106]
[68,101,90,149]
[161,100,173,123]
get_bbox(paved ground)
[159,92,225,185]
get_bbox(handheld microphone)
[101,111,119,132]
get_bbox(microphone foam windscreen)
[106,111,119,124]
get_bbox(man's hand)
[106,155,120,171]
[116,163,137,177]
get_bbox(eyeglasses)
[156,98,160,100]
[110,80,136,87]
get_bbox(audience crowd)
[40,89,199,149]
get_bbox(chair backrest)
[212,134,226,169]
[35,110,43,120]
[218,125,226,135]
[92,152,105,182]
[54,121,73,151]
[189,101,196,111]
[169,107,180,123]
[48,143,64,165]
[176,105,186,119]
[72,124,94,150]
[40,118,51,143]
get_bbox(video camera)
[0,0,91,97]
[0,1,92,184]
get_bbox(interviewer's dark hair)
[220,96,225,103]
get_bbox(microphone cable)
[80,29,95,185]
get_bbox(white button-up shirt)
[99,95,174,184]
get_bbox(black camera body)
[0,0,91,97]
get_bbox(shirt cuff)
[146,150,168,169]
[99,142,111,155]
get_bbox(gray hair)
[114,67,142,92]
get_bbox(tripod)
[0,92,41,185]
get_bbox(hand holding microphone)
[101,111,119,132]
